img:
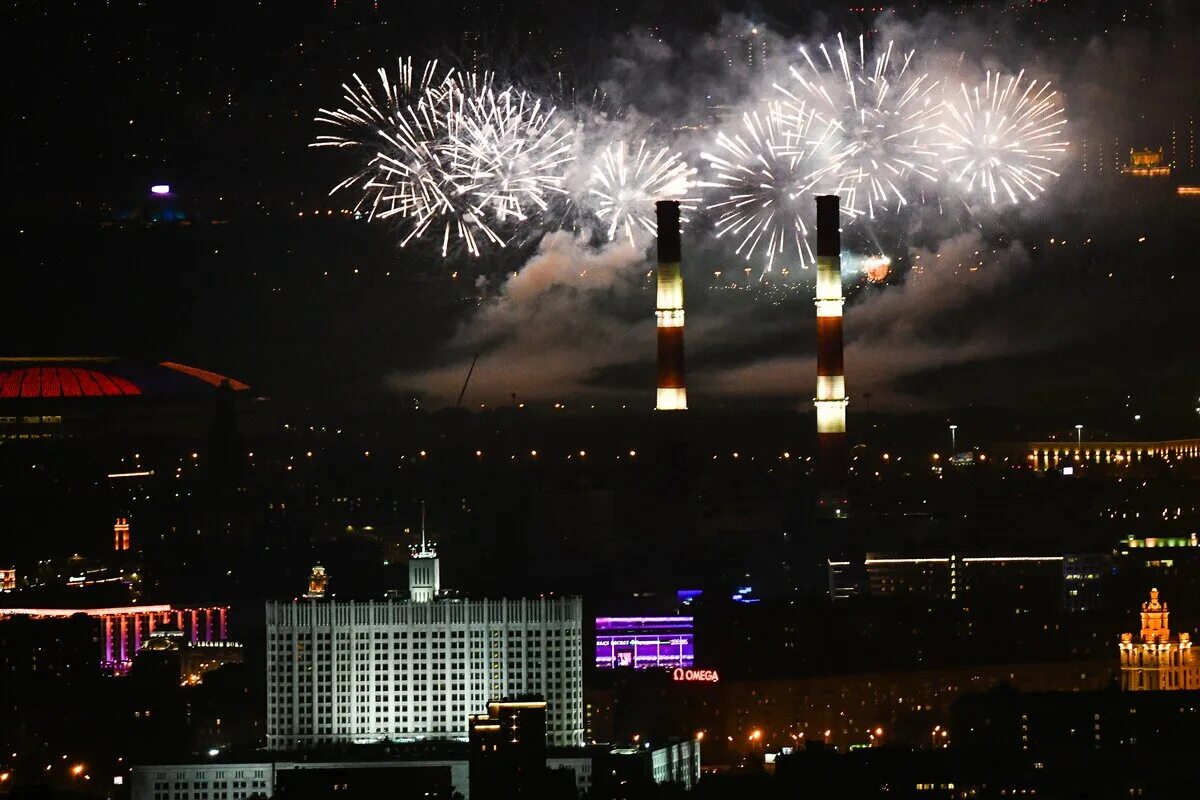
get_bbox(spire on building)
[408,501,441,602]
[1140,587,1170,642]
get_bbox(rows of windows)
[266,617,583,745]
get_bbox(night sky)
[4,0,1199,432]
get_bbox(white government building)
[266,539,584,749]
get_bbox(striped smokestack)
[815,195,847,508]
[655,200,686,411]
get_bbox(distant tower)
[814,195,848,511]
[305,565,329,599]
[655,200,687,411]
[113,517,131,552]
[409,503,440,603]
[1119,588,1200,690]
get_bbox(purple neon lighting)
[595,616,695,669]
[595,616,694,630]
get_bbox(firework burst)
[446,80,576,225]
[938,70,1068,205]
[779,34,943,219]
[311,58,455,218]
[589,140,696,246]
[700,102,829,272]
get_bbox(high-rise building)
[1119,588,1200,690]
[265,549,584,750]
[114,517,131,551]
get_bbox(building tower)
[655,200,687,411]
[409,502,440,602]
[304,565,328,598]
[814,195,848,509]
[113,517,131,551]
[1119,588,1200,690]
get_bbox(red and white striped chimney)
[815,195,847,508]
[655,200,686,411]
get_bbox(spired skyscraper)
[265,541,584,749]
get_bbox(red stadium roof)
[0,359,249,399]
[160,362,249,390]
[0,367,141,398]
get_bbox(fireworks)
[312,42,1070,269]
[938,70,1068,205]
[311,58,455,219]
[314,65,580,257]
[589,140,696,245]
[779,34,943,219]
[447,82,576,224]
[699,102,828,272]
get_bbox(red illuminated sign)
[672,667,719,683]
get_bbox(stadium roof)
[0,358,249,399]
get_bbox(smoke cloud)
[395,232,651,404]
[393,7,1199,410]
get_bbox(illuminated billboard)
[595,616,694,669]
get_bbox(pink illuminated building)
[0,604,229,675]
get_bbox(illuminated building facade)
[265,551,584,749]
[304,565,329,599]
[1118,588,1200,691]
[469,699,548,800]
[594,616,694,670]
[1062,553,1114,613]
[722,26,768,72]
[1172,116,1196,171]
[1122,147,1171,177]
[0,604,229,675]
[140,626,245,685]
[655,201,686,411]
[1026,437,1200,471]
[0,568,14,592]
[114,517,131,551]
[814,196,848,509]
[131,759,465,800]
[828,554,1067,606]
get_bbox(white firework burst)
[446,80,576,226]
[779,34,943,219]
[589,140,696,246]
[699,102,829,272]
[311,58,455,219]
[938,70,1069,204]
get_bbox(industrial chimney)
[815,195,848,509]
[655,200,687,411]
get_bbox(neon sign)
[595,616,695,670]
[672,668,719,683]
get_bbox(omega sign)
[672,668,719,683]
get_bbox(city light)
[150,184,171,195]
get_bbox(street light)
[1075,424,1083,447]
[949,425,958,453]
